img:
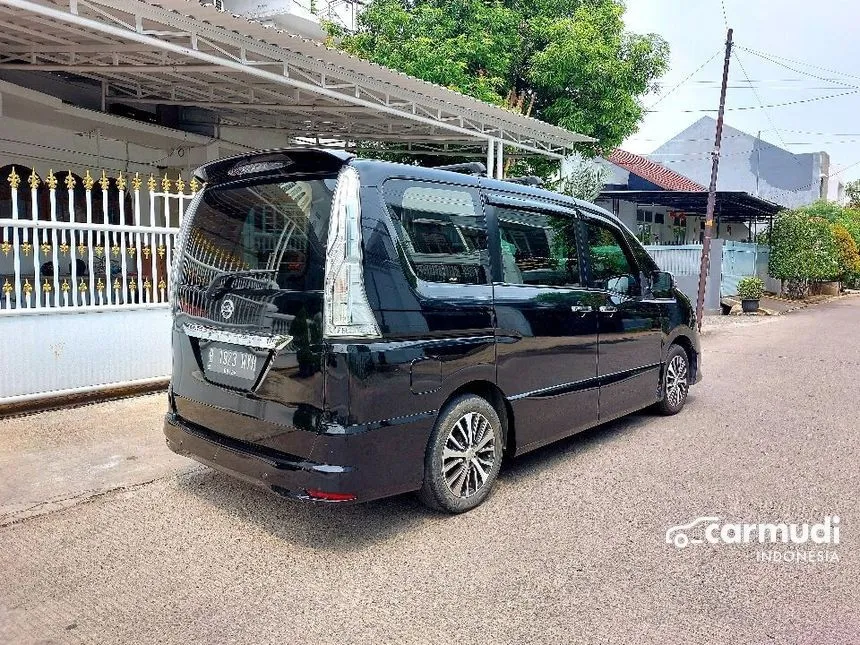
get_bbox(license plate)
[205,343,259,381]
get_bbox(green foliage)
[736,276,764,301]
[831,222,860,286]
[768,210,840,284]
[553,155,610,202]
[331,0,669,152]
[845,179,860,209]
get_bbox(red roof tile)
[607,149,706,192]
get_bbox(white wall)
[0,308,171,402]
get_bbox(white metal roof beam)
[0,0,591,157]
[1,0,533,149]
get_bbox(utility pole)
[695,28,733,331]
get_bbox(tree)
[328,0,669,155]
[553,153,610,202]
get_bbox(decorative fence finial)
[46,170,58,190]
[7,167,20,190]
[131,172,142,191]
[147,174,156,192]
[161,174,171,192]
[83,169,94,191]
[189,176,200,193]
[99,170,110,191]
[116,171,127,192]
[64,170,76,190]
[175,175,186,193]
[27,169,40,190]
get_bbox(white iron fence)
[645,240,778,308]
[643,243,702,276]
[1,167,197,314]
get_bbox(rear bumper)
[164,410,432,503]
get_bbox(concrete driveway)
[1,298,858,644]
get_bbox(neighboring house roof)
[607,149,706,192]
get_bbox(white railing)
[0,167,198,315]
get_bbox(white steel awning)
[0,0,595,158]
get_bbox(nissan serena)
[164,148,701,513]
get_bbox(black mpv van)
[164,148,701,513]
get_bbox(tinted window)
[180,178,335,293]
[584,219,638,293]
[497,207,580,286]
[383,180,488,285]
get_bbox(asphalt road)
[2,300,859,644]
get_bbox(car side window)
[382,180,488,285]
[496,206,581,287]
[583,219,639,295]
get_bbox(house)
[596,149,783,245]
[649,116,830,209]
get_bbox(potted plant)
[737,276,765,313]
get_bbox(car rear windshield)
[179,176,336,294]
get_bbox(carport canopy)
[0,0,595,168]
[600,190,784,222]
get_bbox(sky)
[622,0,860,189]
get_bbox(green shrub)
[831,222,860,282]
[737,276,764,300]
[768,211,839,288]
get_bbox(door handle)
[599,305,618,314]
[570,305,592,313]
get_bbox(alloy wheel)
[442,411,496,499]
[665,354,689,408]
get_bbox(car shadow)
[176,402,686,552]
[501,409,653,481]
[176,467,433,551]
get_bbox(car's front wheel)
[653,344,690,415]
[418,394,503,513]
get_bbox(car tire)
[418,394,504,514]
[653,344,690,416]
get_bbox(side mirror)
[651,270,674,299]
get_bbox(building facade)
[648,116,829,210]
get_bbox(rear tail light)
[305,488,357,502]
[170,190,203,310]
[323,165,381,339]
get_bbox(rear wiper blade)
[205,269,277,300]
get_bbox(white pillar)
[496,140,504,179]
[486,139,495,179]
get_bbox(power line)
[646,88,860,113]
[737,47,859,91]
[732,49,788,148]
[646,50,721,109]
[736,45,860,83]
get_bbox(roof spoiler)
[194,148,354,185]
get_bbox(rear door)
[486,195,599,453]
[171,151,343,444]
[580,214,664,421]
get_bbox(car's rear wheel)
[418,394,503,513]
[653,344,690,415]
